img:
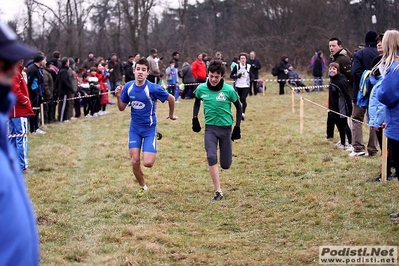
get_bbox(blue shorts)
[128,123,157,153]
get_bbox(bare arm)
[115,85,128,111]
[166,94,177,120]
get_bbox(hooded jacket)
[328,73,353,119]
[10,64,34,118]
[0,83,39,265]
[368,74,385,128]
[352,41,379,103]
[377,61,399,141]
[331,48,354,96]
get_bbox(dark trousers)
[237,87,249,113]
[388,138,399,175]
[250,80,258,95]
[58,94,69,121]
[92,95,100,115]
[326,115,335,138]
[147,75,158,84]
[376,129,394,176]
[330,117,351,145]
[181,85,195,99]
[74,95,81,118]
[29,95,40,133]
[83,98,93,116]
[204,125,232,169]
[278,82,286,95]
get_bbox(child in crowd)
[287,64,309,92]
[79,73,93,117]
[165,59,179,102]
[89,67,101,117]
[97,63,109,115]
[327,62,352,150]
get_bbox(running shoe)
[136,188,147,197]
[212,191,224,201]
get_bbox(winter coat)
[0,84,40,265]
[108,59,124,83]
[68,68,78,93]
[9,64,34,118]
[26,63,44,101]
[247,58,261,80]
[277,60,289,81]
[312,56,324,77]
[328,73,353,119]
[42,68,54,101]
[82,57,96,71]
[97,72,109,105]
[331,48,354,97]
[368,74,385,128]
[352,45,379,102]
[147,56,160,77]
[124,61,135,83]
[377,61,399,141]
[191,59,207,81]
[56,66,74,96]
[178,64,196,84]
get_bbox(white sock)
[142,185,148,190]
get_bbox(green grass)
[27,81,399,265]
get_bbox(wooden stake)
[381,127,387,183]
[300,97,304,134]
[292,89,295,114]
[40,103,44,126]
[262,78,266,96]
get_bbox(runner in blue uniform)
[115,57,177,196]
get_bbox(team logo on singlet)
[131,101,145,109]
[216,92,226,101]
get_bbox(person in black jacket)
[27,53,46,134]
[327,62,352,149]
[124,55,135,83]
[179,62,196,99]
[277,56,289,95]
[247,51,262,96]
[312,50,325,90]
[56,57,74,122]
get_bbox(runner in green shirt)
[192,60,242,201]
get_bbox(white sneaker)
[85,114,92,118]
[35,128,46,135]
[102,111,109,115]
[93,113,99,117]
[349,151,366,157]
[70,117,78,120]
[98,111,104,116]
[63,120,70,123]
[335,143,346,149]
[345,144,353,152]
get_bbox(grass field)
[27,81,399,265]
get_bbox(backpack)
[357,70,372,108]
[271,64,279,76]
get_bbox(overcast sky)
[0,0,196,24]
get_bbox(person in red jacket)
[191,53,207,84]
[9,60,34,173]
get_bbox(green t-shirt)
[195,82,239,126]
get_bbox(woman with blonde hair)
[377,29,399,181]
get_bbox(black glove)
[192,117,201,133]
[231,126,241,141]
[237,73,242,78]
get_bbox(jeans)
[8,117,29,170]
[313,76,323,91]
[351,104,378,154]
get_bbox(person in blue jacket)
[0,21,40,266]
[376,29,399,180]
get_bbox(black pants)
[250,80,258,95]
[376,129,394,176]
[29,95,40,133]
[326,115,335,139]
[330,117,351,145]
[83,98,93,116]
[147,75,158,84]
[204,125,232,169]
[278,82,286,95]
[58,94,69,121]
[237,87,249,113]
[388,138,399,175]
[92,95,100,115]
[74,94,81,118]
[181,85,195,99]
